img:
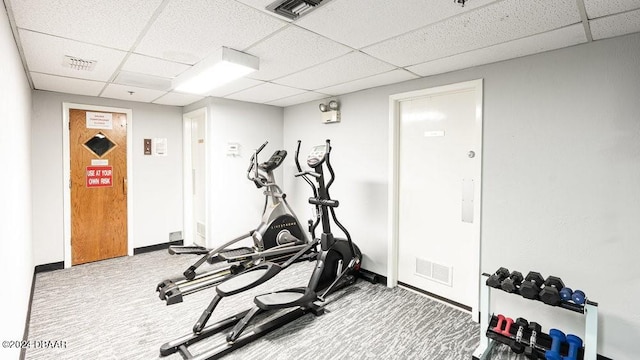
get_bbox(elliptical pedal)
[217,247,254,261]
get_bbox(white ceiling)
[5,0,640,107]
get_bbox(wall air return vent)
[415,257,453,287]
[266,0,331,20]
[63,55,97,71]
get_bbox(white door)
[191,112,207,247]
[183,108,207,248]
[395,81,482,311]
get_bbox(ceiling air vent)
[63,55,96,71]
[266,0,330,20]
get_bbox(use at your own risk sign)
[86,166,113,188]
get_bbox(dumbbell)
[487,267,510,288]
[565,334,583,360]
[539,276,565,306]
[501,271,524,293]
[509,317,529,354]
[493,314,506,332]
[524,322,542,359]
[559,287,587,305]
[500,317,515,337]
[520,272,545,300]
[545,328,566,360]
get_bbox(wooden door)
[69,109,128,265]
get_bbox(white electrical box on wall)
[322,110,340,124]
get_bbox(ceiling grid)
[4,0,640,106]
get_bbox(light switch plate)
[144,139,152,155]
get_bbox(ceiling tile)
[31,72,105,96]
[135,0,286,64]
[274,51,395,90]
[296,0,499,49]
[10,0,163,50]
[113,71,172,91]
[122,54,190,79]
[318,69,419,95]
[246,26,351,81]
[266,91,329,107]
[153,92,204,106]
[205,77,265,97]
[225,82,306,103]
[363,0,581,67]
[19,30,127,82]
[100,84,166,103]
[590,8,640,40]
[408,24,587,76]
[583,0,640,19]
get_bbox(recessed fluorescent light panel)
[173,47,259,94]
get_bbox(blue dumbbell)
[571,290,586,305]
[559,287,587,305]
[545,329,566,360]
[559,287,573,301]
[564,334,583,360]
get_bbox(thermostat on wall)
[227,142,240,156]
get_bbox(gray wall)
[0,6,33,359]
[283,33,640,359]
[184,97,284,248]
[31,91,184,265]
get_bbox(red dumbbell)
[493,314,506,332]
[500,317,515,336]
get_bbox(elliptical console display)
[307,144,328,167]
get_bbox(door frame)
[387,79,483,321]
[182,107,209,247]
[62,103,134,268]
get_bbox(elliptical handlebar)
[294,140,303,173]
[295,140,320,198]
[323,139,336,191]
[247,141,269,182]
[296,139,357,259]
[255,140,268,155]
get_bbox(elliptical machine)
[156,141,313,305]
[160,139,361,359]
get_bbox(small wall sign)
[86,166,113,188]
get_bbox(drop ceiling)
[4,0,640,107]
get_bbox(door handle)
[123,178,128,195]
[461,178,474,223]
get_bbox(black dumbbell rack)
[471,273,599,360]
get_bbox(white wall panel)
[0,7,33,359]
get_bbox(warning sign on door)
[86,112,113,129]
[86,166,113,188]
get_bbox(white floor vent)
[415,257,453,287]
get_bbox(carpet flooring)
[24,250,518,360]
